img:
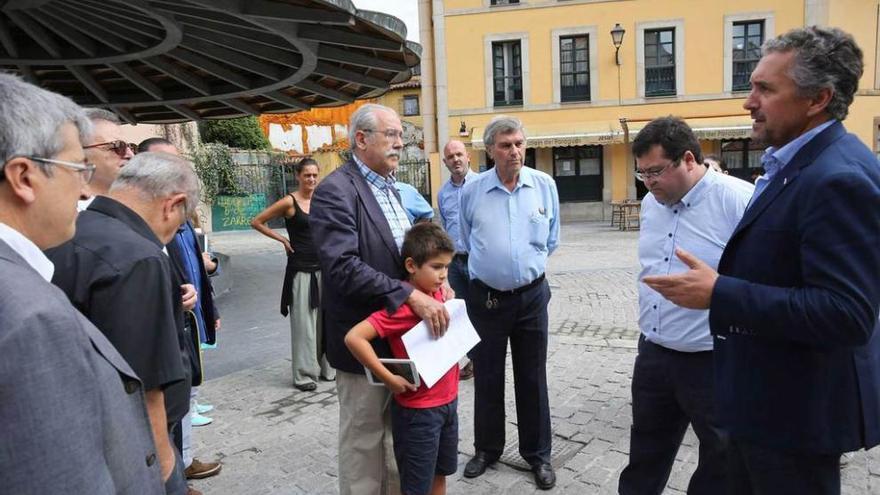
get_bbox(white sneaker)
[195,402,214,414]
[191,412,213,427]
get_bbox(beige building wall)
[420,0,880,219]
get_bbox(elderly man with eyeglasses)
[618,116,753,495]
[78,108,134,210]
[0,74,165,494]
[310,103,451,495]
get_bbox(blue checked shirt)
[354,155,412,251]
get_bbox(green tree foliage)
[189,144,242,203]
[198,116,270,150]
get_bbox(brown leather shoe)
[187,486,203,495]
[459,361,474,381]
[185,458,222,479]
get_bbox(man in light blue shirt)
[438,140,478,380]
[394,180,434,223]
[438,140,478,300]
[460,116,560,490]
[619,117,752,495]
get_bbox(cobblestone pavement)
[192,221,880,494]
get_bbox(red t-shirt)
[368,290,459,408]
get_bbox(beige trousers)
[336,370,400,495]
[289,271,334,386]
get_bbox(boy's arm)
[344,320,418,395]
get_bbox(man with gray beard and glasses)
[310,103,452,495]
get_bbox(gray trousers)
[336,370,400,495]
[289,271,334,386]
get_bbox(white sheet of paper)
[401,298,481,389]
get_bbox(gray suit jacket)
[0,240,164,494]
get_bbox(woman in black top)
[251,158,334,391]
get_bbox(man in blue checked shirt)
[618,117,753,495]
[460,115,560,490]
[310,103,451,495]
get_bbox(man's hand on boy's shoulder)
[407,289,450,338]
[385,374,418,395]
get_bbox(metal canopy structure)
[0,0,421,123]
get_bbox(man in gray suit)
[0,74,164,493]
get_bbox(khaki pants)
[336,370,400,495]
[289,271,334,386]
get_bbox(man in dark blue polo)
[460,115,560,490]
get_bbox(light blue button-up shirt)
[751,119,836,205]
[639,168,754,352]
[395,181,434,223]
[460,167,560,291]
[438,170,478,253]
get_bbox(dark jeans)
[447,254,470,302]
[466,277,551,465]
[618,336,727,495]
[164,442,188,495]
[727,438,840,495]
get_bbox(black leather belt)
[473,273,545,296]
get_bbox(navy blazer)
[710,121,880,454]
[166,222,219,345]
[310,160,413,374]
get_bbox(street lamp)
[611,23,625,66]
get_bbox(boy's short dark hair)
[632,116,703,165]
[401,223,455,266]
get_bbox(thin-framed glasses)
[84,140,130,158]
[28,156,96,184]
[635,161,675,182]
[362,128,405,140]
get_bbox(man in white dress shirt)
[619,116,753,495]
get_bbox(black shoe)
[459,361,474,381]
[463,451,498,478]
[295,382,317,392]
[531,462,556,490]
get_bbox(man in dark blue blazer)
[643,27,880,494]
[310,103,450,495]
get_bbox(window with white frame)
[723,13,774,93]
[402,95,419,116]
[636,20,684,99]
[559,35,590,102]
[493,40,523,106]
[732,20,764,92]
[644,28,675,97]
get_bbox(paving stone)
[189,222,880,494]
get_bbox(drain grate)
[497,437,584,471]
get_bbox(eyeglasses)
[28,156,96,184]
[635,161,675,182]
[84,140,131,158]
[362,128,405,141]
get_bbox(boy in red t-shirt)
[345,223,459,495]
